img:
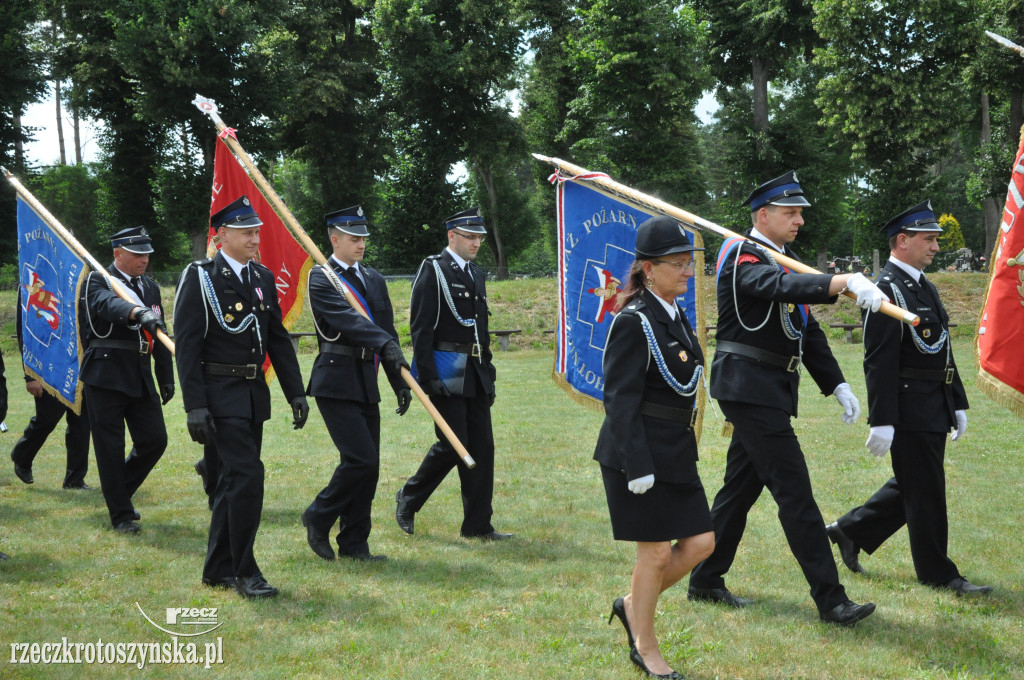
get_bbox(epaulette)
[193,258,214,266]
[425,254,442,262]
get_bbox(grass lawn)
[1,279,1022,678]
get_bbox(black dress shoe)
[201,575,236,589]
[608,596,635,647]
[464,530,514,541]
[687,586,753,608]
[826,522,864,574]
[234,575,279,598]
[629,645,684,679]
[63,482,93,490]
[13,460,33,485]
[301,510,335,561]
[820,600,875,626]
[395,488,415,535]
[338,551,387,562]
[113,520,140,534]
[939,577,993,596]
[131,509,141,521]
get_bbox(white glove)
[865,425,894,457]
[951,410,968,441]
[627,474,655,495]
[833,383,861,424]
[845,273,886,313]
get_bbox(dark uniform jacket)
[711,231,844,416]
[174,251,304,421]
[409,249,495,397]
[79,265,172,398]
[863,260,968,433]
[593,289,705,484]
[306,261,397,403]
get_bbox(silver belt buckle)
[689,410,699,427]
[945,368,955,384]
[244,364,258,379]
[786,356,801,373]
[471,344,481,358]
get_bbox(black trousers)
[204,417,265,581]
[690,401,847,613]
[836,430,960,586]
[306,397,381,554]
[10,390,90,487]
[400,389,495,537]
[84,384,167,526]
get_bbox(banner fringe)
[977,368,1024,418]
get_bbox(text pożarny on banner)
[16,195,88,414]
[552,171,707,415]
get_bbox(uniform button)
[252,349,256,354]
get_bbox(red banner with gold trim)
[977,128,1024,418]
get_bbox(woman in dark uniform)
[594,216,715,679]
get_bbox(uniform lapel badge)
[221,267,231,279]
[234,302,243,311]
[224,313,234,323]
[922,328,932,338]
[787,303,795,312]
[679,350,688,363]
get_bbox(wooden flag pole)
[192,95,475,468]
[533,154,920,327]
[3,166,176,353]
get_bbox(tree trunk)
[752,57,771,174]
[72,105,82,165]
[14,114,24,168]
[1011,65,1024,140]
[981,92,1000,267]
[55,79,66,166]
[816,249,828,274]
[476,164,507,280]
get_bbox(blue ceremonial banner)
[553,178,705,407]
[17,196,88,414]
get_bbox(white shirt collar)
[750,227,785,253]
[330,255,358,274]
[113,265,137,283]
[888,256,922,283]
[646,287,679,321]
[445,247,470,270]
[219,251,250,280]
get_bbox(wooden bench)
[490,329,522,351]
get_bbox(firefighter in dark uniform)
[688,172,885,626]
[11,289,91,489]
[301,205,410,562]
[174,195,308,598]
[826,201,991,596]
[394,208,511,540]
[80,226,173,533]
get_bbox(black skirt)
[600,465,713,542]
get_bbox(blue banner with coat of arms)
[553,178,705,407]
[17,196,88,414]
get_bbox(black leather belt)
[640,401,698,428]
[900,367,955,384]
[717,340,800,372]
[91,339,149,355]
[435,341,481,358]
[203,362,260,379]
[321,344,375,361]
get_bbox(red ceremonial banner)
[208,135,313,381]
[977,127,1024,418]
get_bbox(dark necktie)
[342,265,366,297]
[128,276,144,300]
[464,263,475,290]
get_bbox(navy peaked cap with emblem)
[880,200,943,237]
[445,207,486,234]
[326,205,369,236]
[211,195,263,229]
[743,170,811,211]
[110,226,154,254]
[635,215,704,258]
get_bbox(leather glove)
[426,378,451,398]
[379,340,410,381]
[186,408,217,445]
[135,308,166,335]
[627,474,655,495]
[845,273,886,313]
[160,383,175,405]
[291,396,309,430]
[395,388,411,416]
[833,382,861,424]
[951,410,968,441]
[865,425,894,458]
